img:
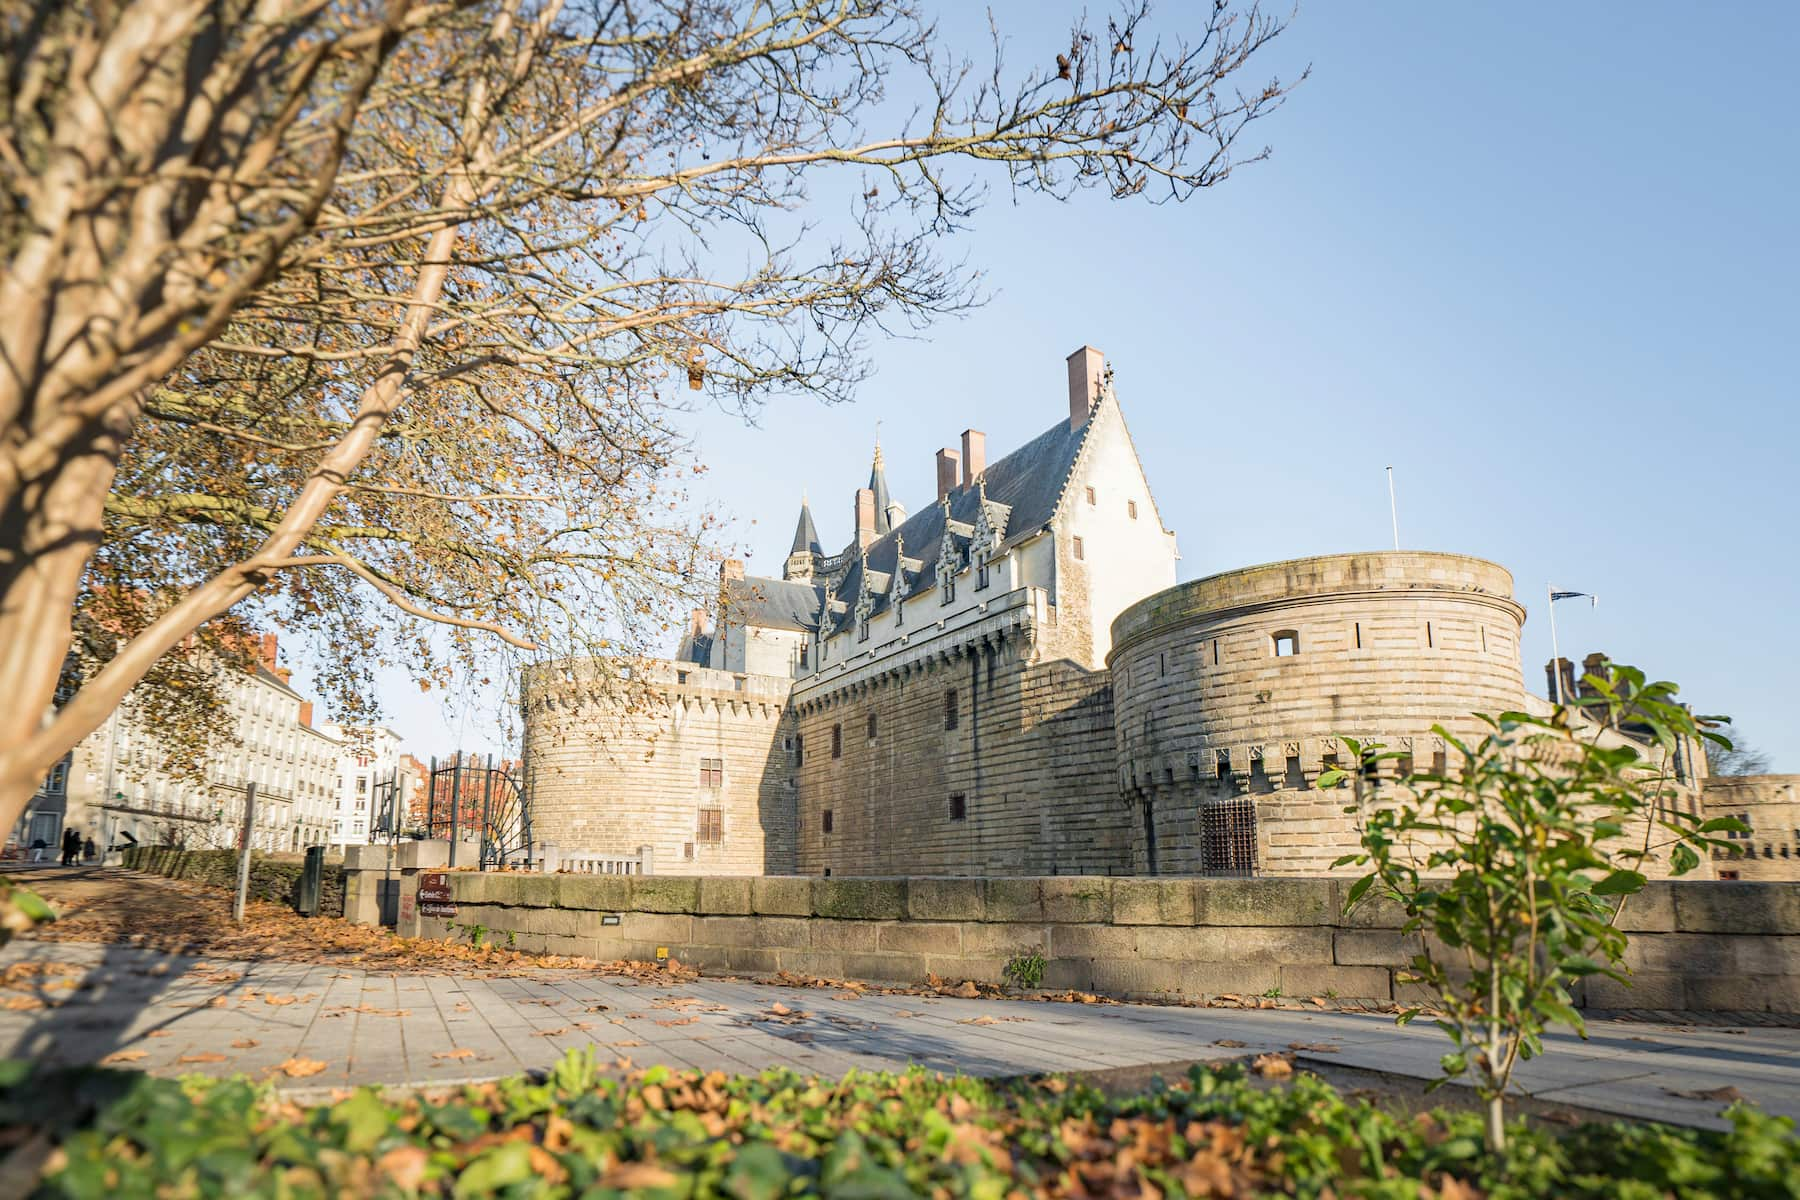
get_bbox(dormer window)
[977,561,990,590]
[858,620,869,643]
[942,574,955,604]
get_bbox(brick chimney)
[299,701,313,727]
[258,632,279,671]
[721,558,745,582]
[935,448,961,501]
[1067,345,1105,429]
[855,487,876,550]
[960,429,986,486]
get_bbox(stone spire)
[868,441,894,536]
[784,494,823,582]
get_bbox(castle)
[522,347,1719,878]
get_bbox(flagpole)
[1547,582,1563,706]
[1386,467,1399,551]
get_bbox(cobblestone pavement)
[5,940,1798,1130]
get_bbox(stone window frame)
[1072,536,1085,561]
[698,757,724,788]
[1127,499,1138,520]
[943,688,959,731]
[866,711,878,741]
[823,808,835,834]
[696,808,723,843]
[831,724,843,759]
[948,793,967,821]
[1272,630,1299,658]
[1085,486,1097,505]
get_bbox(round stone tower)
[1107,551,1527,876]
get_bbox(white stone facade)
[320,724,407,846]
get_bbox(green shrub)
[121,847,345,917]
[7,1053,1795,1199]
[1002,952,1046,989]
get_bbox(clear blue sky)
[315,2,1799,769]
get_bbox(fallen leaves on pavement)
[100,1050,147,1065]
[1251,1054,1294,1079]
[1663,1085,1747,1102]
[276,1058,329,1078]
[178,1052,227,1064]
[432,1048,477,1061]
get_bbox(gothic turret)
[784,495,823,582]
[869,442,904,534]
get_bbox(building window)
[1085,486,1096,505]
[733,676,746,692]
[45,761,68,794]
[949,794,967,821]
[944,689,959,731]
[1072,536,1085,561]
[1426,621,1434,649]
[697,808,723,843]
[823,809,834,834]
[1718,870,1739,880]
[858,620,869,643]
[794,734,804,767]
[1200,796,1258,876]
[699,757,723,788]
[942,574,954,605]
[1127,499,1138,520]
[831,724,842,758]
[683,842,695,860]
[866,712,878,740]
[677,670,689,684]
[1273,631,1299,658]
[799,642,810,668]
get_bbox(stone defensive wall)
[1108,551,1530,876]
[406,872,1800,1014]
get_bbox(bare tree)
[0,0,1303,831]
[1706,723,1772,777]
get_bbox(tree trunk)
[1485,1095,1505,1155]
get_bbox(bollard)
[297,845,325,917]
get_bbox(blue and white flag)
[1550,590,1597,606]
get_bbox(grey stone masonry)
[398,873,1800,1014]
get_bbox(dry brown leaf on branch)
[276,1057,329,1078]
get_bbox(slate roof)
[789,501,822,557]
[721,576,826,633]
[818,411,1091,636]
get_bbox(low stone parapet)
[393,873,1800,1014]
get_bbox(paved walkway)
[5,940,1797,1130]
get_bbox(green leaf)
[1591,869,1646,897]
[1439,1052,1467,1078]
[453,1141,533,1199]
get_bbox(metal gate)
[370,753,532,870]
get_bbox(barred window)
[831,724,842,758]
[1200,796,1258,877]
[697,809,723,842]
[943,689,959,731]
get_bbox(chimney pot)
[855,488,876,549]
[1067,345,1105,429]
[961,429,986,485]
[259,632,279,671]
[935,448,961,502]
[299,701,313,727]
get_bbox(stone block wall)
[409,872,1800,1014]
[1702,775,1800,882]
[124,846,345,917]
[790,630,1130,878]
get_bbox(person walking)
[60,827,80,867]
[82,836,97,864]
[29,837,47,863]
